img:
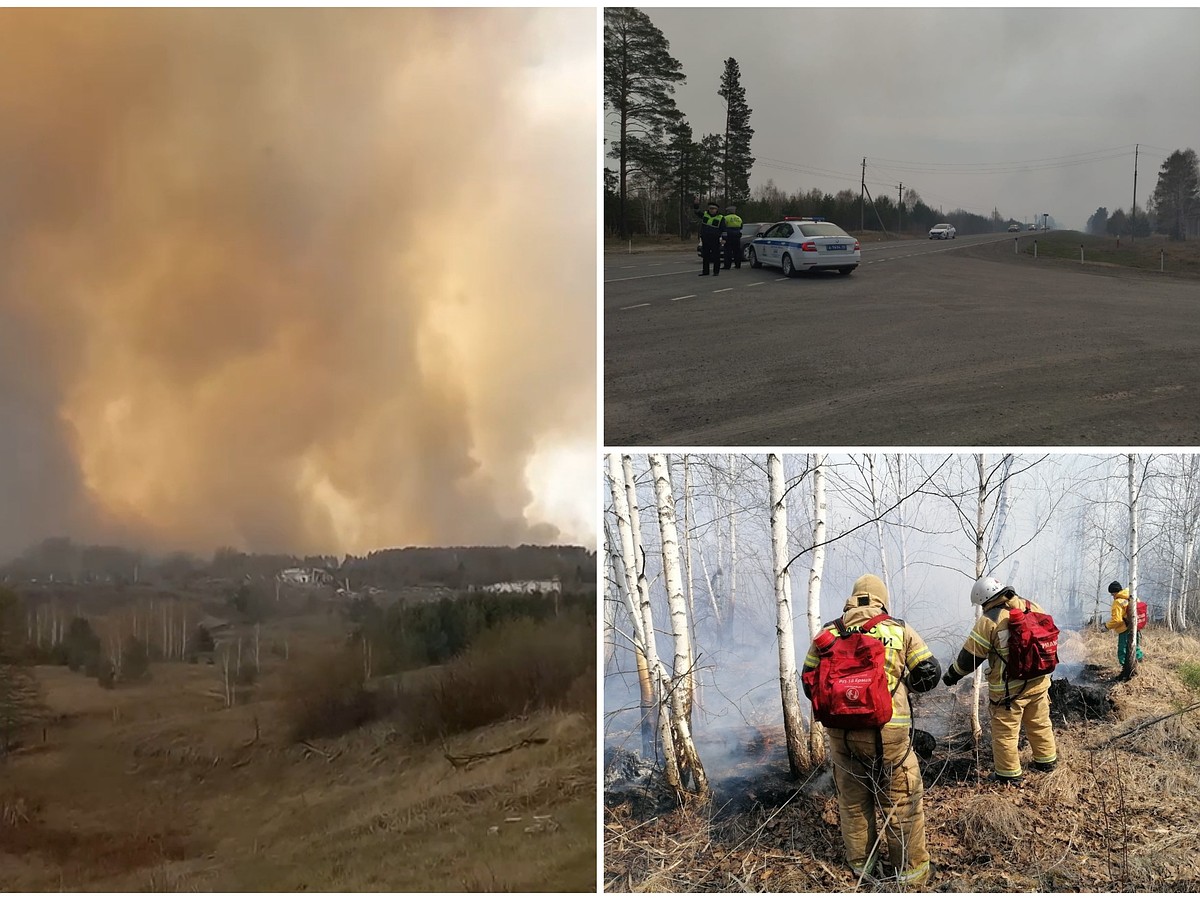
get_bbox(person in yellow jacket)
[941,575,1058,785]
[802,574,942,887]
[1104,581,1145,665]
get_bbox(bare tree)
[806,454,828,766]
[609,458,657,763]
[650,454,708,794]
[770,454,810,775]
[1124,454,1143,680]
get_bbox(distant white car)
[747,218,860,277]
[1008,223,1020,232]
[929,223,956,240]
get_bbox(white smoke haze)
[605,453,1188,778]
[0,9,596,558]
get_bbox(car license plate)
[826,244,846,251]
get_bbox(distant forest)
[0,538,595,592]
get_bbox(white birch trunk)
[650,454,695,725]
[730,465,738,632]
[807,454,828,766]
[650,453,708,794]
[1182,534,1194,630]
[770,454,809,776]
[622,454,682,792]
[1125,454,1140,679]
[682,455,703,717]
[868,454,891,598]
[972,453,987,745]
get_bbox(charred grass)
[1,616,596,891]
[605,628,1200,892]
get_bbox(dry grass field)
[605,628,1200,892]
[1,635,596,891]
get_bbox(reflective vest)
[697,208,725,240]
[724,213,744,231]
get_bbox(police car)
[746,218,860,277]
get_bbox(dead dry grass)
[605,626,1200,892]
[1,653,595,891]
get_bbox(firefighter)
[942,575,1058,784]
[1104,581,1145,665]
[722,205,744,269]
[801,574,941,887]
[693,198,725,276]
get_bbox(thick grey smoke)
[0,9,596,557]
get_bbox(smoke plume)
[0,9,596,557]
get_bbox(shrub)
[281,648,377,742]
[399,613,594,742]
[1180,662,1200,693]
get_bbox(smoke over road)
[0,9,595,557]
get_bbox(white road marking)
[713,288,733,293]
[620,302,651,310]
[604,269,695,283]
[669,295,697,301]
[747,282,765,286]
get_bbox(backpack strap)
[861,613,891,632]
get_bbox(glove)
[942,670,960,687]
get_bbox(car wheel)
[749,248,762,269]
[838,267,855,276]
[781,253,795,277]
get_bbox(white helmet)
[971,575,1005,606]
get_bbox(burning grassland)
[604,628,1200,892]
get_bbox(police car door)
[762,223,790,265]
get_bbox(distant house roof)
[197,615,232,632]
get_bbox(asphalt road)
[604,235,1200,445]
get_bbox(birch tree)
[806,454,828,766]
[1124,454,1142,680]
[770,454,810,775]
[650,454,708,794]
[606,460,656,760]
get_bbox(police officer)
[694,198,725,277]
[722,205,744,269]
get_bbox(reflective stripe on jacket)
[949,593,1050,701]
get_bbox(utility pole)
[1131,143,1139,244]
[897,183,903,233]
[860,158,866,231]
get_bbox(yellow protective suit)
[946,591,1058,779]
[802,574,939,885]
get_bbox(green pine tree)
[1151,149,1200,240]
[718,57,755,206]
[604,7,685,238]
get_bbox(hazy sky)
[623,7,1200,230]
[0,8,595,559]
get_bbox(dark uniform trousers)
[723,234,741,269]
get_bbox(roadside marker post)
[1080,245,1084,263]
[1034,240,1038,259]
[1014,237,1018,255]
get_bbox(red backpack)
[1134,600,1148,630]
[802,614,895,729]
[1006,601,1059,680]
